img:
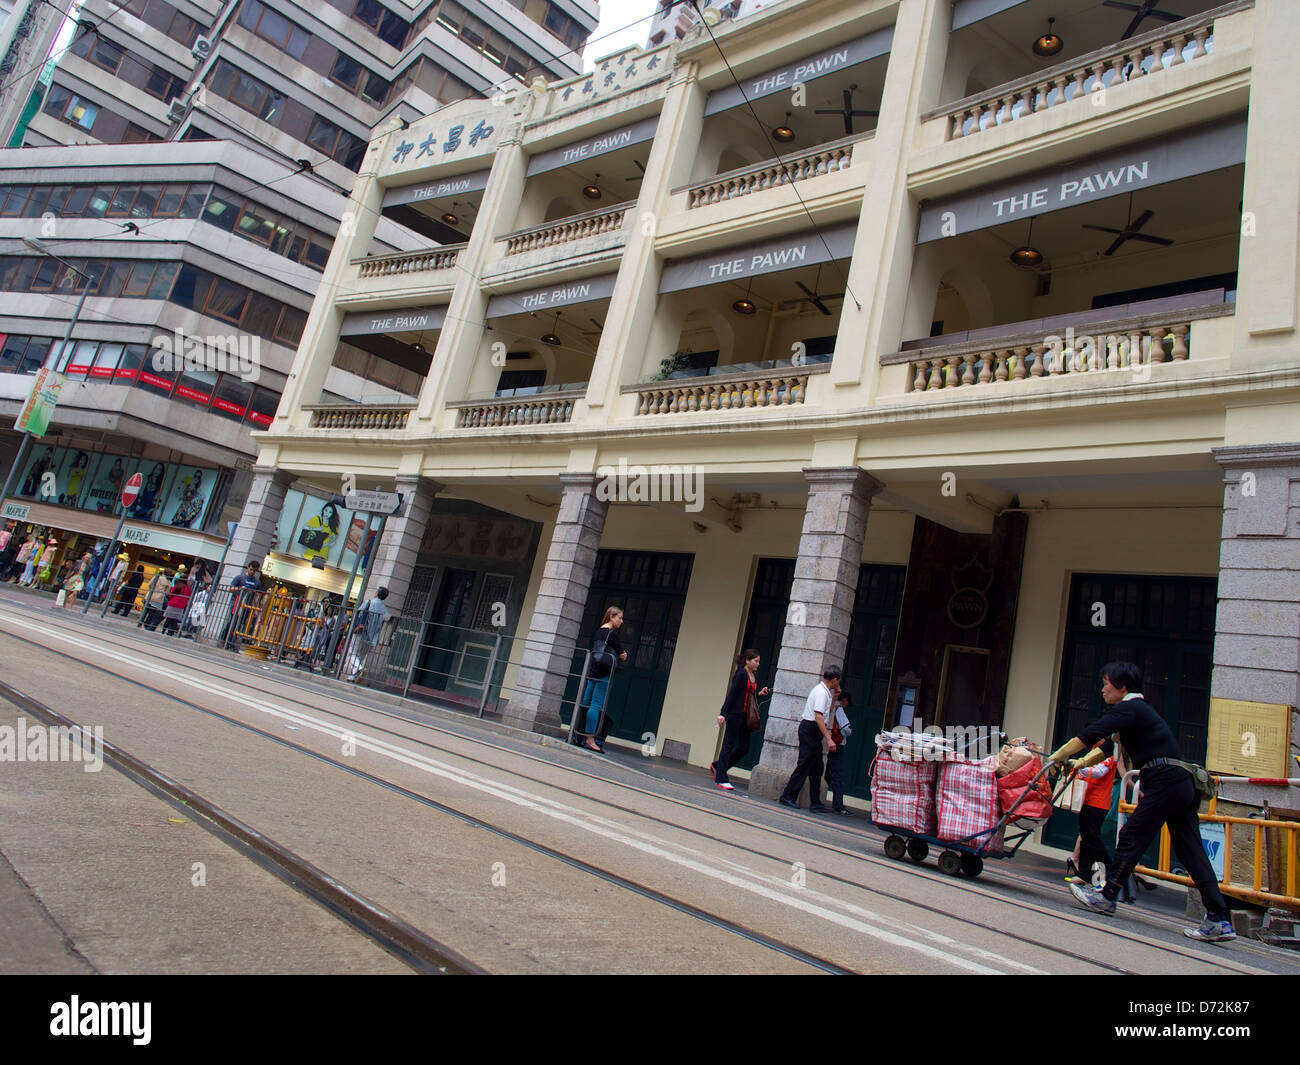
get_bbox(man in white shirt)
[778,666,841,812]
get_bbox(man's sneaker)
[1183,917,1236,943]
[1069,882,1117,916]
[778,797,799,809]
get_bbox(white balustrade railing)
[932,1,1248,141]
[501,203,633,256]
[306,405,413,430]
[631,366,825,415]
[355,245,464,277]
[679,131,870,209]
[451,391,581,428]
[889,308,1233,394]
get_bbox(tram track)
[0,600,1286,976]
[0,631,854,975]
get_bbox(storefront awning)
[916,117,1248,244]
[3,499,120,538]
[526,117,660,177]
[121,523,229,563]
[658,221,858,293]
[704,27,894,116]
[485,273,619,318]
[382,169,492,208]
[339,305,448,336]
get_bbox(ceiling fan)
[625,159,646,184]
[581,317,604,335]
[786,268,844,316]
[1102,1,1187,40]
[1082,195,1174,256]
[815,84,878,136]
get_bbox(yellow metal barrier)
[1118,771,1300,911]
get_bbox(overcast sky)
[584,0,661,71]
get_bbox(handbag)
[744,690,762,732]
[298,527,328,551]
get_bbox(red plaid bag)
[870,755,938,835]
[937,756,1001,846]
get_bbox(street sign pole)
[90,470,143,616]
[325,510,372,676]
[213,521,239,588]
[88,509,129,616]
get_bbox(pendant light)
[1033,17,1063,58]
[772,112,796,143]
[582,173,603,200]
[540,312,562,346]
[1009,217,1043,267]
[731,281,757,315]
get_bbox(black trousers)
[714,712,750,785]
[780,720,825,807]
[1077,805,1112,881]
[824,748,845,810]
[1103,764,1228,921]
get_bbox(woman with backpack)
[577,607,626,753]
[711,648,771,791]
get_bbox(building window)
[71,32,125,75]
[307,115,366,171]
[353,0,409,49]
[166,10,202,47]
[144,65,185,102]
[43,86,99,132]
[237,0,310,59]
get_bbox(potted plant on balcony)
[652,348,697,381]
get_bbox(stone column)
[365,474,442,619]
[1210,444,1300,809]
[749,468,883,802]
[503,473,608,732]
[221,464,293,584]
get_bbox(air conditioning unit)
[191,36,212,60]
[167,100,187,123]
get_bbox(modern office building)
[183,0,1300,827]
[14,0,598,193]
[0,139,421,580]
[0,0,599,586]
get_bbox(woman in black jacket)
[579,607,626,752]
[711,649,771,791]
[113,565,146,617]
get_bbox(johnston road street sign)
[345,490,404,515]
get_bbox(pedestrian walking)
[710,648,770,791]
[576,606,626,752]
[823,689,854,814]
[113,565,146,616]
[141,569,171,630]
[161,566,192,636]
[778,666,841,812]
[9,535,36,582]
[1050,661,1235,942]
[344,587,389,681]
[222,561,262,646]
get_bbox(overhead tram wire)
[0,0,135,99]
[688,0,864,312]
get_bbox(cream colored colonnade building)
[234,0,1299,822]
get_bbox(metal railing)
[1118,770,1300,911]
[102,581,616,741]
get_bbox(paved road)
[0,592,1296,977]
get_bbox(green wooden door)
[735,559,795,771]
[562,551,694,744]
[1043,573,1217,849]
[414,568,477,694]
[840,566,907,798]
